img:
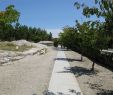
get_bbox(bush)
[53,38,59,47]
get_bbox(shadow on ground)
[70,66,99,77]
[43,89,81,95]
[53,66,99,78]
[54,58,82,62]
[43,91,65,95]
[97,89,113,95]
[84,82,113,95]
[56,66,98,77]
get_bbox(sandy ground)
[0,40,48,64]
[65,50,113,95]
[0,47,57,95]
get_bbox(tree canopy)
[0,5,20,24]
[59,0,113,68]
[0,5,52,42]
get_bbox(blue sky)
[0,0,103,37]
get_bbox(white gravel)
[0,40,47,64]
[0,47,57,95]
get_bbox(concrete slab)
[48,50,83,95]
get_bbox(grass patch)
[0,42,33,52]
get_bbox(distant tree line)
[59,0,113,69]
[0,5,52,42]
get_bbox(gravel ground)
[65,50,113,95]
[0,40,48,64]
[0,47,57,95]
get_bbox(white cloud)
[47,29,63,38]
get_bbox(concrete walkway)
[48,50,83,95]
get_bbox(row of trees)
[59,0,113,69]
[0,5,52,42]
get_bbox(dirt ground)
[65,50,113,95]
[0,47,57,95]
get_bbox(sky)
[0,0,103,37]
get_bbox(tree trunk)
[91,61,95,71]
[81,54,83,61]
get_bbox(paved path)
[48,50,83,95]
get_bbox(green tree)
[0,5,20,24]
[0,5,20,41]
[53,38,59,47]
[48,32,52,41]
[59,0,113,70]
[74,0,113,48]
[0,5,58,43]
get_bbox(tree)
[53,38,59,48]
[74,0,113,48]
[48,32,52,41]
[0,5,20,24]
[59,0,113,70]
[73,0,113,70]
[0,5,53,42]
[0,5,20,41]
[59,26,76,49]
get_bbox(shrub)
[53,38,59,47]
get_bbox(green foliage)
[48,32,52,41]
[0,5,52,42]
[59,26,76,49]
[53,38,59,47]
[59,0,113,66]
[0,5,20,24]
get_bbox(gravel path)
[0,47,57,95]
[65,50,113,95]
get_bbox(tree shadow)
[43,89,81,95]
[85,82,103,90]
[56,66,98,77]
[56,67,73,73]
[54,58,82,62]
[70,66,99,77]
[84,82,113,95]
[44,91,56,95]
[69,89,81,95]
[43,90,68,95]
[97,89,113,95]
